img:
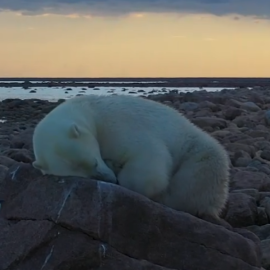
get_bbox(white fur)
[32,94,230,218]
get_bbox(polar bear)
[32,94,230,219]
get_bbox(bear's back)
[83,94,193,137]
[62,95,202,156]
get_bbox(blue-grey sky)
[0,0,269,18]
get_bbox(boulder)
[0,167,262,270]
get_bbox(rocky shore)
[0,86,270,269]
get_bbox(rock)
[254,141,270,151]
[231,189,259,201]
[179,102,199,111]
[191,117,228,130]
[241,102,261,112]
[260,198,270,221]
[2,86,270,269]
[261,150,270,161]
[2,148,34,163]
[247,130,270,140]
[230,171,270,192]
[0,162,42,201]
[247,161,270,176]
[232,227,262,259]
[224,193,258,227]
[223,107,243,120]
[0,139,11,150]
[246,224,270,240]
[211,130,232,139]
[0,220,54,270]
[193,109,212,117]
[257,207,269,226]
[225,143,256,158]
[10,128,34,151]
[226,98,242,108]
[233,115,260,128]
[235,157,253,167]
[0,155,16,167]
[232,150,252,167]
[260,239,270,270]
[264,110,270,126]
[258,192,270,202]
[0,219,169,270]
[0,177,262,270]
[0,165,8,184]
[200,100,219,112]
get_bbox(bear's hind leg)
[117,151,172,199]
[162,154,229,219]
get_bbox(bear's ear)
[69,123,81,138]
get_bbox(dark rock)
[257,207,269,226]
[191,117,228,130]
[0,176,262,270]
[224,193,258,227]
[223,107,242,120]
[2,148,34,163]
[230,170,270,192]
[261,150,270,161]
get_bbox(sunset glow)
[1,1,269,77]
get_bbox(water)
[0,82,234,102]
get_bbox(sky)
[0,0,270,77]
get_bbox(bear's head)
[32,122,117,183]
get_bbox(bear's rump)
[159,155,229,217]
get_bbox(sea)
[0,78,268,102]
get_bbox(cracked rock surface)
[0,167,262,270]
[1,87,270,269]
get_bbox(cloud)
[0,0,269,19]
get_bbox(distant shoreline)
[0,77,270,88]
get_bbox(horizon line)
[0,76,270,80]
